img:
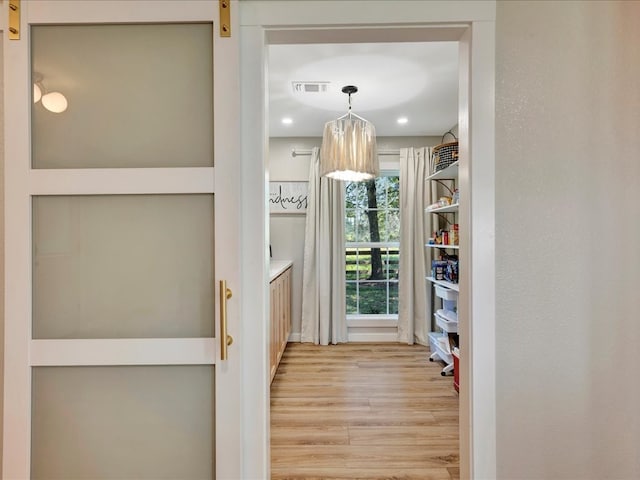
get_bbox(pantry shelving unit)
[425,160,460,381]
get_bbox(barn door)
[3,1,241,478]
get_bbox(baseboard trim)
[288,332,401,343]
[348,332,399,342]
[288,333,301,342]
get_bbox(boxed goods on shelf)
[431,260,448,280]
[431,255,458,284]
[444,259,458,283]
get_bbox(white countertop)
[270,260,293,282]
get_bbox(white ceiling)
[268,42,459,137]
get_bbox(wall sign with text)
[269,181,308,214]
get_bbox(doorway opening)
[265,30,466,478]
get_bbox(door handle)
[219,280,234,360]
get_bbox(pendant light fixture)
[320,85,378,182]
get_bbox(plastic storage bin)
[429,332,451,360]
[428,332,440,356]
[437,308,457,321]
[435,311,458,333]
[435,284,458,301]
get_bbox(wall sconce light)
[33,76,68,113]
[41,91,68,113]
[33,83,42,103]
[320,85,378,182]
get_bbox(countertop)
[270,260,293,282]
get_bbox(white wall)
[269,136,441,338]
[495,1,640,478]
[268,137,316,339]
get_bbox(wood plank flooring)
[271,343,459,480]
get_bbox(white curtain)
[300,147,347,345]
[398,147,429,345]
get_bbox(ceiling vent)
[292,81,330,94]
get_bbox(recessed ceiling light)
[282,117,293,125]
[397,117,408,125]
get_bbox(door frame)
[239,2,496,478]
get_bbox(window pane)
[345,182,361,208]
[345,181,366,209]
[355,248,372,279]
[375,211,390,241]
[358,282,388,315]
[32,195,214,339]
[375,176,390,207]
[346,248,359,280]
[387,248,400,280]
[32,366,214,480]
[363,180,376,211]
[345,209,356,242]
[386,177,400,208]
[355,212,370,242]
[368,247,385,280]
[386,210,400,241]
[377,247,389,280]
[389,282,399,315]
[367,210,383,242]
[346,283,357,314]
[31,24,213,169]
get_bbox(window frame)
[345,170,400,321]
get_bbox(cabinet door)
[281,268,292,353]
[270,279,278,381]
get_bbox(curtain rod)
[291,148,400,158]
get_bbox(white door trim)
[239,2,496,479]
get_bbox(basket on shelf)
[430,131,459,173]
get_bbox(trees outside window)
[345,174,400,316]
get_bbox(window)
[345,173,400,317]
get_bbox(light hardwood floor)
[271,343,459,480]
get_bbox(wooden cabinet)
[270,264,291,383]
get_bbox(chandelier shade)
[320,85,378,182]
